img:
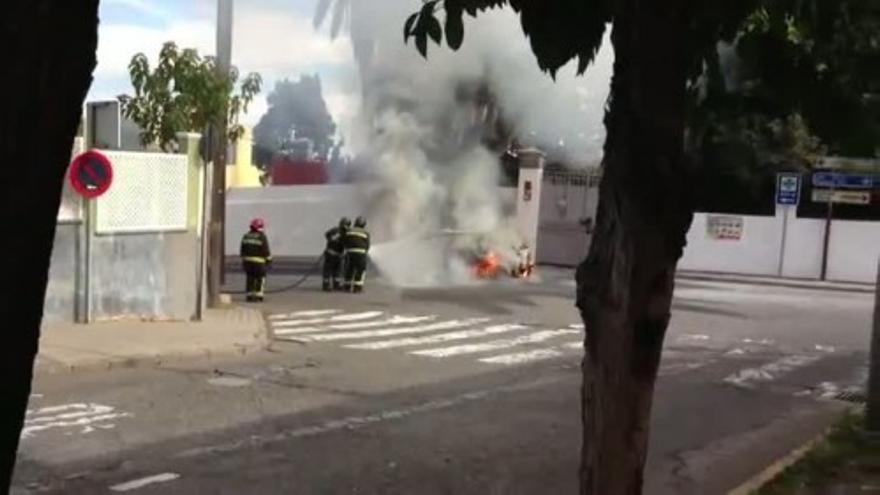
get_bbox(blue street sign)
[776,173,801,206]
[812,172,875,189]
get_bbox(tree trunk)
[0,1,99,491]
[576,2,694,494]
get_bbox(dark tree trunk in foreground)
[576,2,694,494]
[0,1,99,491]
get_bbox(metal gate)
[537,168,601,266]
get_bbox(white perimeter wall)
[679,207,880,283]
[227,185,519,259]
[827,221,880,283]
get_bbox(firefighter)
[323,217,350,291]
[343,216,370,293]
[240,218,272,302]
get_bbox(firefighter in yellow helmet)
[240,218,272,302]
[343,216,370,293]
[323,217,350,291]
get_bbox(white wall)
[680,212,784,276]
[780,207,824,279]
[827,220,880,283]
[227,184,375,258]
[227,184,519,259]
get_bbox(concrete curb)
[35,342,266,375]
[35,309,270,376]
[726,423,839,495]
[679,272,875,294]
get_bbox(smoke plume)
[327,1,613,286]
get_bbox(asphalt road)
[12,268,873,494]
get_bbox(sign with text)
[706,215,743,241]
[775,173,801,205]
[810,189,871,205]
[811,172,875,190]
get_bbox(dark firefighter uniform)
[343,217,370,293]
[323,217,350,291]
[240,220,272,302]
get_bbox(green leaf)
[427,15,442,44]
[404,12,419,43]
[445,5,465,50]
[416,32,428,57]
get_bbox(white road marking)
[273,315,436,337]
[412,329,579,358]
[569,323,585,330]
[562,341,584,350]
[325,315,437,330]
[271,311,384,328]
[110,473,180,492]
[743,338,775,346]
[303,318,492,342]
[25,404,114,424]
[345,324,528,350]
[679,334,710,341]
[268,309,340,320]
[724,354,822,388]
[815,344,836,353]
[480,348,563,365]
[21,402,133,439]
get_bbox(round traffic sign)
[70,150,114,199]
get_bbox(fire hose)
[226,254,325,295]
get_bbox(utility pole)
[867,257,880,433]
[208,0,233,306]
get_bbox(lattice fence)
[95,151,189,234]
[543,168,602,187]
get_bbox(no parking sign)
[70,150,114,199]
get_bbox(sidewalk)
[678,270,876,294]
[35,307,267,374]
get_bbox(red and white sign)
[70,150,113,199]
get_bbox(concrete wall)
[827,220,880,283]
[680,212,784,276]
[89,232,199,321]
[227,184,375,258]
[679,209,880,283]
[44,223,81,323]
[227,184,520,259]
[780,209,824,279]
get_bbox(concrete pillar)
[177,132,203,232]
[177,132,205,321]
[516,148,545,263]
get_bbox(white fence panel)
[95,151,189,234]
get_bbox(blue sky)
[91,0,358,131]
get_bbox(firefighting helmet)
[250,218,265,231]
[354,216,367,228]
[340,217,352,229]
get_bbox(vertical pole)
[778,205,789,277]
[867,257,880,433]
[208,0,233,306]
[820,182,835,281]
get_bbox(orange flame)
[473,251,501,279]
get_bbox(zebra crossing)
[267,309,846,392]
[268,309,585,366]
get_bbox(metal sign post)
[775,173,801,277]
